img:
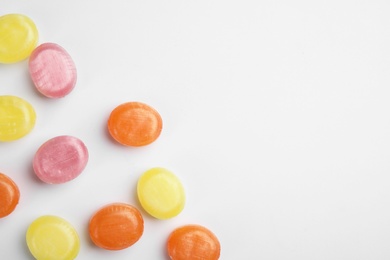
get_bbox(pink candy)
[33,136,88,184]
[29,43,77,98]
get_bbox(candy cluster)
[0,13,220,259]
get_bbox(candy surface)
[0,14,38,63]
[0,95,36,141]
[29,43,77,98]
[137,167,185,219]
[89,203,144,250]
[167,225,221,260]
[108,102,162,146]
[33,135,88,184]
[0,173,20,218]
[26,215,80,260]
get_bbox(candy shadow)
[130,183,171,260]
[101,114,123,148]
[162,239,171,260]
[18,150,45,188]
[21,222,33,259]
[103,120,116,146]
[26,159,44,186]
[82,216,96,250]
[23,66,48,100]
[130,179,156,222]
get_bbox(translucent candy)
[137,167,185,219]
[108,102,162,146]
[33,136,89,184]
[167,225,221,260]
[89,203,144,250]
[29,43,77,98]
[0,173,20,218]
[26,215,80,260]
[0,95,36,141]
[0,14,38,63]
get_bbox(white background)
[1,0,390,259]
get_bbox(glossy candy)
[167,225,221,260]
[0,173,20,218]
[137,167,185,219]
[108,102,162,146]
[0,95,36,141]
[26,215,80,260]
[29,43,77,98]
[33,135,88,184]
[0,14,38,63]
[89,203,144,250]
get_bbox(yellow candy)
[0,95,36,141]
[0,14,38,63]
[26,215,80,260]
[137,167,185,219]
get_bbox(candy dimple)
[0,14,38,63]
[167,225,221,260]
[0,173,20,218]
[89,203,144,250]
[137,167,185,219]
[26,215,80,260]
[108,102,163,146]
[0,95,36,141]
[33,135,88,184]
[29,43,77,98]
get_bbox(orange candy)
[107,102,162,146]
[89,203,144,250]
[167,225,221,260]
[0,173,20,218]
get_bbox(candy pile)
[0,13,220,259]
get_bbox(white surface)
[1,1,390,259]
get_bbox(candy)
[0,14,38,63]
[33,135,88,184]
[0,173,20,218]
[0,95,36,141]
[108,102,162,146]
[137,167,185,219]
[26,215,80,260]
[167,225,221,260]
[29,43,77,98]
[89,203,144,250]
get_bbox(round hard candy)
[0,95,36,142]
[137,167,185,219]
[26,215,80,260]
[0,14,38,63]
[33,135,88,184]
[167,225,221,260]
[0,173,20,218]
[89,203,144,250]
[29,43,77,98]
[108,102,162,146]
